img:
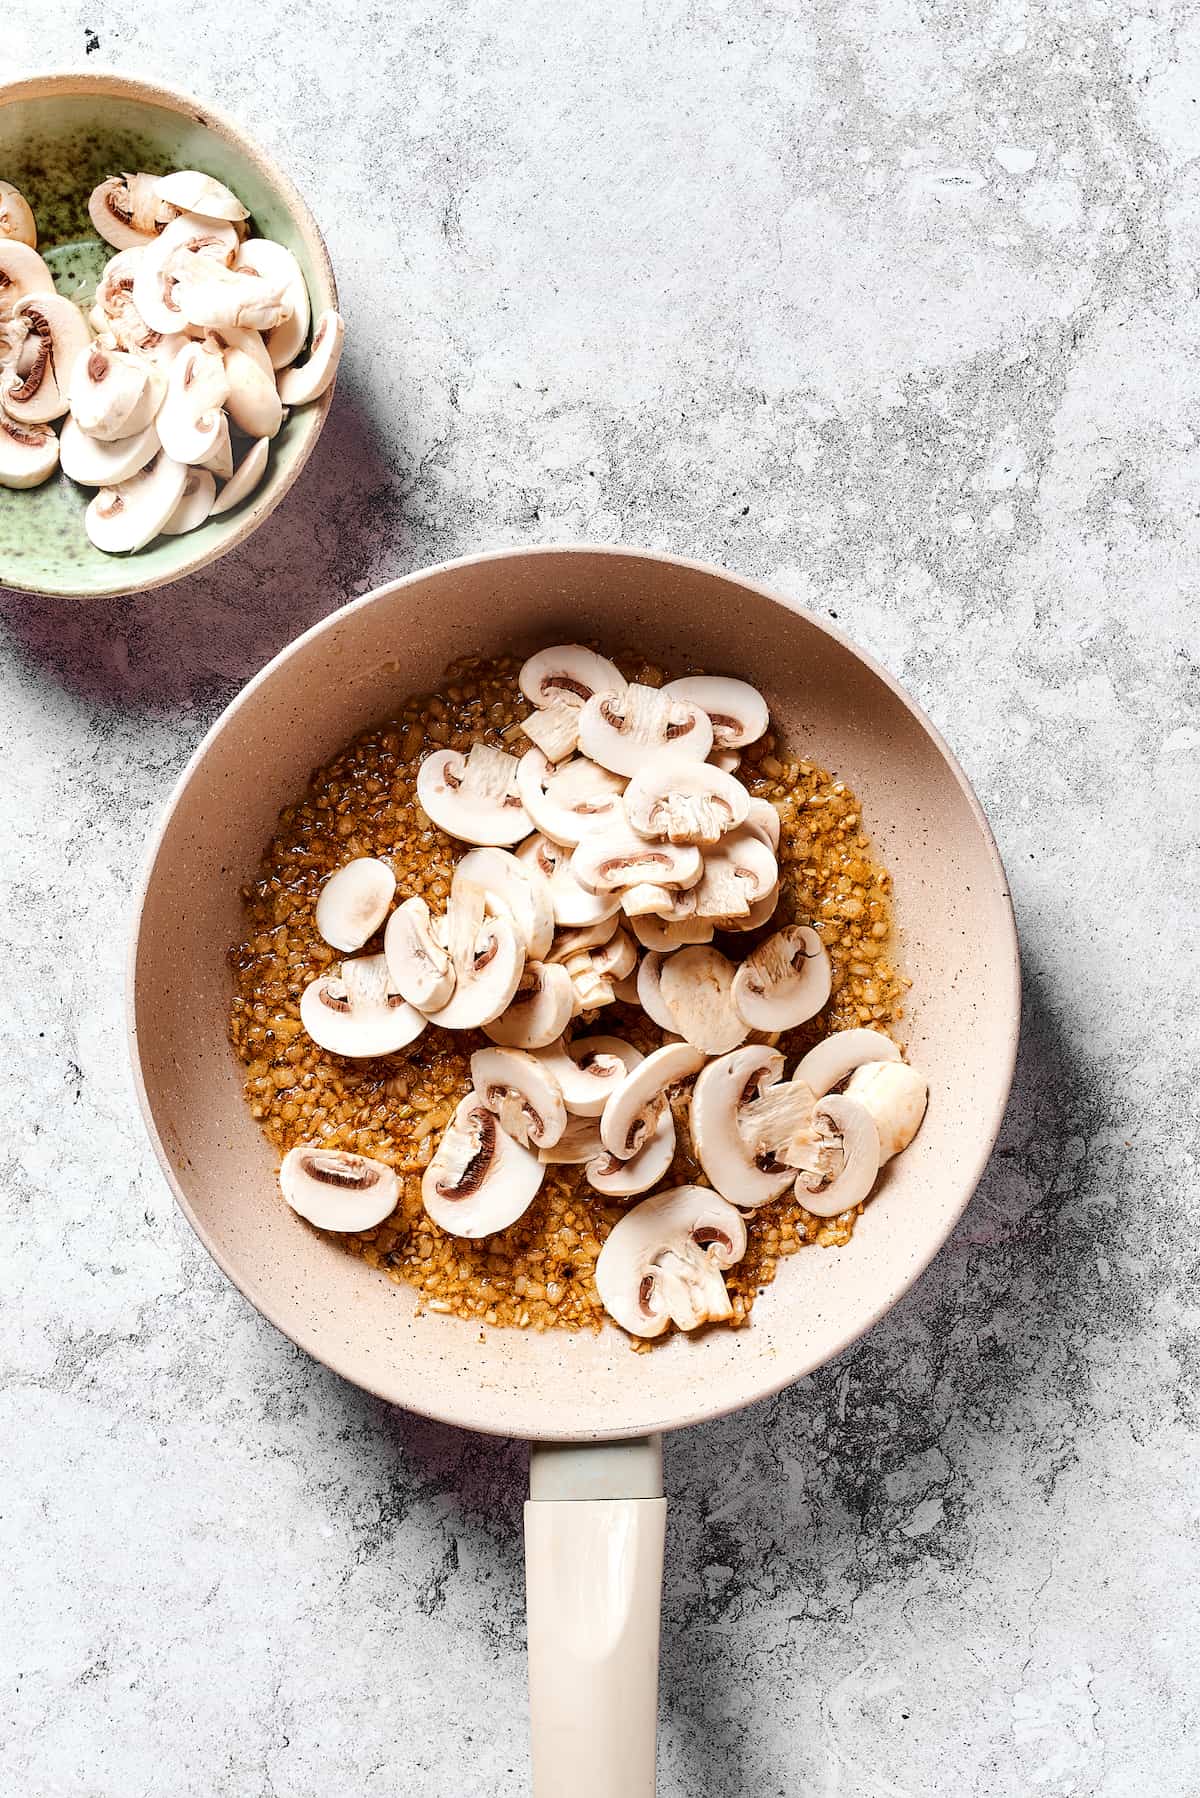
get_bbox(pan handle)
[525,1437,666,1798]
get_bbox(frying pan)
[128,545,1020,1795]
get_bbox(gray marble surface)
[3,4,1197,1794]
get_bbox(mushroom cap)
[731,925,832,1032]
[519,644,625,711]
[600,1040,707,1159]
[417,743,532,846]
[455,845,555,960]
[222,344,283,439]
[578,682,713,777]
[425,903,525,1030]
[422,1093,544,1238]
[384,895,455,1011]
[570,825,702,896]
[662,675,769,749]
[84,451,190,554]
[156,336,230,465]
[67,342,158,441]
[516,749,626,846]
[0,240,54,311]
[315,856,396,953]
[299,953,427,1057]
[792,1094,881,1217]
[516,834,621,928]
[470,1046,568,1149]
[481,959,575,1049]
[59,416,159,487]
[690,827,778,919]
[792,1027,902,1099]
[624,756,750,846]
[634,951,675,1033]
[531,1034,643,1116]
[594,1184,747,1338]
[161,466,217,534]
[235,238,311,369]
[209,435,269,514]
[587,1104,675,1196]
[88,174,176,249]
[279,1145,399,1233]
[151,170,249,222]
[0,414,59,489]
[275,309,344,406]
[845,1060,928,1162]
[689,1045,795,1209]
[658,945,749,1055]
[0,181,37,249]
[630,909,714,951]
[1,293,90,423]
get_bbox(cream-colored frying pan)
[128,546,1019,1795]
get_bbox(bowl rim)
[126,543,1022,1439]
[0,68,338,600]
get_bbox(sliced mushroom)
[470,1046,567,1149]
[172,255,288,333]
[587,1103,675,1197]
[454,845,554,959]
[0,414,58,489]
[635,952,676,1033]
[545,914,621,962]
[234,238,310,368]
[791,1095,880,1217]
[0,241,54,315]
[570,825,702,897]
[709,747,741,775]
[299,952,427,1057]
[198,411,234,483]
[222,344,283,437]
[90,247,146,326]
[691,827,778,919]
[564,926,637,1013]
[279,1144,399,1232]
[845,1061,928,1162]
[531,1034,642,1116]
[314,855,396,952]
[417,743,532,846]
[619,882,678,919]
[713,883,781,934]
[690,1046,795,1210]
[630,909,714,951]
[594,1184,747,1338]
[578,682,713,776]
[156,336,229,465]
[520,701,580,763]
[59,416,160,487]
[384,895,455,1011]
[84,451,189,553]
[0,181,37,249]
[662,675,769,749]
[657,944,749,1055]
[204,320,274,378]
[161,466,216,533]
[538,1114,605,1164]
[67,343,159,441]
[737,1077,819,1171]
[152,170,249,223]
[792,1027,902,1099]
[519,644,624,711]
[132,215,240,334]
[422,1093,543,1238]
[276,309,344,405]
[599,1040,706,1160]
[744,796,781,851]
[624,757,750,846]
[516,748,627,846]
[731,925,831,1031]
[88,174,177,249]
[424,888,525,1030]
[0,294,90,423]
[481,960,574,1049]
[209,435,269,513]
[516,834,621,928]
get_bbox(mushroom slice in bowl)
[520,702,580,763]
[172,257,289,333]
[635,952,676,1033]
[0,415,59,490]
[600,1040,707,1161]
[384,895,455,1011]
[689,1045,795,1210]
[662,674,769,749]
[84,452,190,554]
[531,1034,642,1117]
[0,181,37,250]
[690,826,778,920]
[792,1027,902,1098]
[845,1060,929,1162]
[315,856,396,953]
[222,344,284,439]
[422,1093,544,1238]
[658,945,749,1055]
[0,294,90,424]
[299,953,427,1057]
[209,436,269,515]
[744,796,782,851]
[570,826,701,898]
[481,960,575,1050]
[516,749,626,847]
[88,173,177,249]
[151,170,249,223]
[578,682,713,776]
[516,834,621,928]
[519,644,625,712]
[275,310,345,406]
[68,342,160,441]
[425,890,525,1031]
[629,909,713,951]
[538,1114,605,1164]
[594,1184,748,1338]
[470,1046,568,1150]
[455,846,555,960]
[234,239,310,369]
[162,467,217,534]
[714,883,781,934]
[791,1094,881,1217]
[545,915,621,963]
[59,417,159,488]
[0,241,55,314]
[418,743,532,846]
[586,1104,675,1197]
[731,925,831,1032]
[156,337,230,465]
[563,927,637,1012]
[624,756,750,846]
[279,1145,399,1232]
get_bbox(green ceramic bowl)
[0,71,337,598]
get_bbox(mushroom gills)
[594,1184,748,1338]
[422,1095,544,1238]
[470,1046,568,1149]
[519,644,625,711]
[791,1095,881,1217]
[299,953,427,1057]
[578,682,713,777]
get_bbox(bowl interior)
[0,77,334,597]
[130,548,1019,1440]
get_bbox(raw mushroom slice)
[737,1078,819,1172]
[714,883,781,934]
[635,952,676,1033]
[791,1095,880,1218]
[519,644,625,712]
[744,797,781,851]
[132,214,240,335]
[314,855,396,952]
[470,1046,568,1150]
[0,241,55,314]
[845,1060,928,1162]
[0,415,59,489]
[709,747,741,775]
[520,702,580,763]
[531,1035,643,1117]
[418,743,532,846]
[545,914,621,962]
[662,675,769,749]
[691,827,778,919]
[235,238,310,368]
[199,410,234,484]
[0,293,90,423]
[205,320,274,378]
[425,895,525,1031]
[156,336,229,465]
[454,845,554,960]
[587,1105,675,1197]
[88,173,177,249]
[516,749,627,846]
[67,343,160,441]
[516,835,621,928]
[690,1046,796,1210]
[731,925,831,1031]
[84,451,189,553]
[630,909,714,951]
[538,1114,605,1164]
[594,1184,747,1339]
[209,435,269,514]
[422,1093,543,1238]
[90,247,146,325]
[299,953,427,1057]
[792,1027,902,1099]
[482,960,574,1050]
[279,1145,399,1232]
[222,343,283,438]
[173,256,289,333]
[0,181,37,249]
[578,681,713,777]
[624,757,750,846]
[384,895,454,1011]
[600,1040,706,1161]
[276,309,344,405]
[564,927,637,1012]
[161,466,216,534]
[152,170,249,223]
[570,826,702,897]
[657,944,749,1055]
[619,882,679,920]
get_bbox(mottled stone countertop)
[3,4,1196,1794]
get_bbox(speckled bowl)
[0,71,337,598]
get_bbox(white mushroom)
[422,1093,543,1238]
[624,757,749,846]
[792,1027,902,1099]
[578,682,713,776]
[470,1046,567,1150]
[618,882,678,919]
[594,1184,747,1338]
[635,952,676,1033]
[662,675,769,749]
[132,215,240,335]
[88,173,177,249]
[89,246,145,326]
[690,826,778,919]
[845,1061,928,1162]
[481,960,575,1049]
[564,926,637,1013]
[384,895,455,1011]
[570,825,702,897]
[737,1077,820,1172]
[538,1114,605,1164]
[151,170,248,223]
[0,181,37,249]
[629,908,714,951]
[516,835,621,928]
[276,309,344,405]
[731,925,831,1031]
[744,796,781,851]
[545,914,620,963]
[84,451,189,553]
[600,1040,706,1160]
[0,240,54,314]
[314,855,396,952]
[516,748,626,846]
[689,1046,795,1210]
[709,747,741,775]
[299,953,427,1057]
[520,701,580,763]
[791,1095,881,1217]
[713,883,781,934]
[172,255,288,333]
[417,743,532,846]
[59,416,160,487]
[209,435,269,513]
[586,1104,675,1197]
[454,845,554,959]
[205,320,274,377]
[657,944,749,1055]
[155,336,229,465]
[161,466,216,534]
[279,1145,399,1233]
[67,343,159,441]
[519,644,625,712]
[234,238,310,368]
[0,293,90,423]
[531,1035,642,1116]
[222,344,283,438]
[0,414,58,489]
[424,883,525,1030]
[198,411,234,483]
